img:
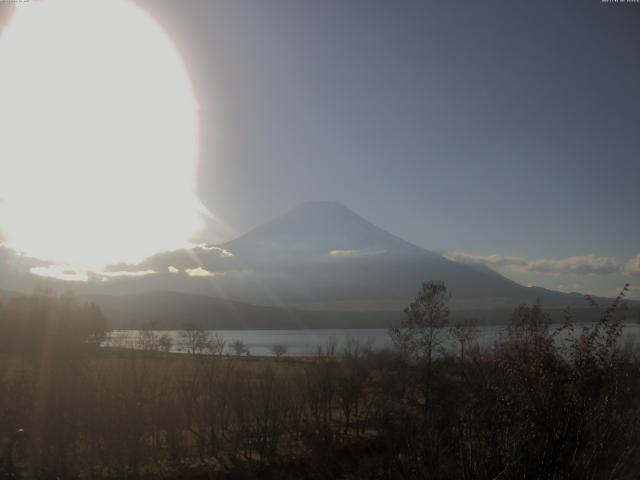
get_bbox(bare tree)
[206,332,226,356]
[158,333,173,354]
[229,339,249,357]
[271,344,288,359]
[137,330,160,352]
[180,324,211,356]
[449,319,480,361]
[390,280,450,413]
[338,337,369,435]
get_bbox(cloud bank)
[444,251,620,275]
[527,255,618,275]
[329,248,386,258]
[442,251,528,268]
[30,265,89,282]
[624,254,640,275]
[185,267,225,278]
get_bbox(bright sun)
[0,0,202,272]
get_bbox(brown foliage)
[0,287,638,479]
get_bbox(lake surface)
[104,324,640,357]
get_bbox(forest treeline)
[0,284,639,479]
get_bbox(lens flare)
[0,0,202,271]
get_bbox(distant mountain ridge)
[80,290,403,330]
[1,201,637,328]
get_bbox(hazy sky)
[132,0,639,297]
[1,0,638,298]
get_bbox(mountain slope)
[216,201,578,307]
[224,201,429,259]
[4,201,635,327]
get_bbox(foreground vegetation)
[0,284,638,479]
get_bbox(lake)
[104,323,640,357]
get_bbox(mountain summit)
[224,201,426,258]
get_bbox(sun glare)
[0,0,202,271]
